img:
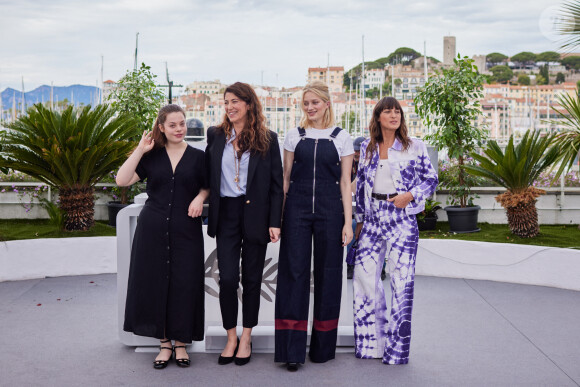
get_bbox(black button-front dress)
[123,145,206,343]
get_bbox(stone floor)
[1,274,579,386]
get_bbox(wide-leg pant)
[353,198,418,364]
[275,190,344,364]
[216,196,268,330]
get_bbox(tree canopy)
[517,73,531,85]
[487,53,508,63]
[489,65,514,84]
[537,51,561,62]
[510,52,537,64]
[562,55,580,69]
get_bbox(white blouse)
[372,159,397,194]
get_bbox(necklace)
[233,143,241,191]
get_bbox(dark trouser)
[275,189,344,364]
[216,196,268,330]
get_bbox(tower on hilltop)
[443,36,456,66]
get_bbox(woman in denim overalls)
[275,81,354,371]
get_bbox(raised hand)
[138,131,155,153]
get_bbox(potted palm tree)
[414,55,488,233]
[0,103,138,231]
[465,130,559,238]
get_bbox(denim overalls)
[275,127,345,364]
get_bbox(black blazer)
[205,126,284,244]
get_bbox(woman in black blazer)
[205,82,284,366]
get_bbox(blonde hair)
[299,81,335,129]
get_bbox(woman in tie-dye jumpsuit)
[353,97,438,364]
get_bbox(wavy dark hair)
[218,82,270,156]
[365,97,411,161]
[150,104,186,150]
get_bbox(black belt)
[371,192,398,200]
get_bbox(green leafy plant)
[107,62,165,135]
[414,55,488,207]
[0,103,138,231]
[465,130,559,238]
[39,197,66,230]
[106,63,164,203]
[550,93,580,180]
[416,198,442,222]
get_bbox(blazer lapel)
[214,131,226,189]
[246,152,259,190]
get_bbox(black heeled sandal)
[153,339,173,369]
[218,338,239,365]
[173,345,190,367]
[234,342,252,366]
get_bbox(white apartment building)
[363,68,386,90]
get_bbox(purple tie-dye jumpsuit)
[353,137,438,364]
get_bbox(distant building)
[390,64,430,100]
[472,55,488,74]
[185,80,224,95]
[363,68,386,90]
[443,36,456,67]
[307,67,344,93]
[102,80,118,101]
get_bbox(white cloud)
[0,0,562,91]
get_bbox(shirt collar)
[391,137,403,151]
[226,130,237,145]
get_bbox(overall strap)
[298,127,306,137]
[330,127,342,138]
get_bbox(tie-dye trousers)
[353,197,418,364]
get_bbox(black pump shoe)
[153,339,173,369]
[218,338,239,365]
[173,345,190,367]
[234,342,252,366]
[286,362,299,372]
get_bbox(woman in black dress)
[117,104,208,369]
[205,82,283,366]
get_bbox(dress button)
[170,190,173,193]
[167,217,170,221]
[167,260,170,264]
[166,232,169,236]
[167,246,170,250]
[336,181,339,184]
[172,177,174,180]
[337,162,339,165]
[169,203,171,206]
[246,200,250,204]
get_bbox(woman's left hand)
[388,192,414,209]
[188,196,204,218]
[269,227,281,243]
[342,224,353,247]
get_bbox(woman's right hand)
[138,131,155,153]
[355,222,363,240]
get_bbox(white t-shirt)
[283,127,354,159]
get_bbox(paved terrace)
[1,274,579,386]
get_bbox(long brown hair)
[218,82,270,156]
[365,97,411,161]
[150,104,186,150]
[299,81,335,129]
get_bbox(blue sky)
[0,0,564,91]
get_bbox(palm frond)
[557,1,580,51]
[465,130,558,193]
